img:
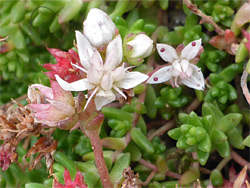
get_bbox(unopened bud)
[83,8,116,47]
[124,33,154,65]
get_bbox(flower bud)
[124,33,154,65]
[27,81,77,129]
[83,8,116,47]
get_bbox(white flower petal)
[180,59,189,72]
[172,60,182,72]
[156,43,178,63]
[147,66,173,84]
[89,50,103,69]
[181,64,205,90]
[55,75,94,91]
[95,89,116,110]
[104,35,123,70]
[100,73,113,90]
[180,39,202,60]
[111,63,126,82]
[75,31,94,70]
[116,71,148,89]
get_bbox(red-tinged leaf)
[53,169,87,188]
[242,30,250,53]
[225,29,235,44]
[0,42,15,53]
[51,80,74,106]
[209,35,235,55]
[43,47,84,83]
[209,36,226,50]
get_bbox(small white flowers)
[147,39,205,90]
[56,31,148,110]
[54,8,205,111]
[84,8,116,47]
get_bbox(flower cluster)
[55,9,150,110]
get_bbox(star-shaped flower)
[56,31,148,110]
[147,39,205,90]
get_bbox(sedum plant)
[0,1,250,188]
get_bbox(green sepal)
[210,169,223,186]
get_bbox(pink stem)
[87,130,113,188]
[138,159,181,179]
[231,150,250,171]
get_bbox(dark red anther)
[153,77,158,81]
[160,48,165,52]
[192,42,196,46]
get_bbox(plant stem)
[216,156,232,171]
[183,0,225,35]
[86,130,113,188]
[142,171,156,186]
[241,69,250,105]
[231,150,250,171]
[148,119,175,141]
[138,159,181,179]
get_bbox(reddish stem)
[231,150,250,171]
[138,159,181,179]
[87,130,113,188]
[148,119,175,141]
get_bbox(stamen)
[84,87,98,111]
[160,48,165,52]
[153,77,158,81]
[71,63,88,74]
[192,42,196,46]
[113,85,127,99]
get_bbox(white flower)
[55,31,148,111]
[126,33,154,59]
[147,39,205,90]
[83,8,116,47]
